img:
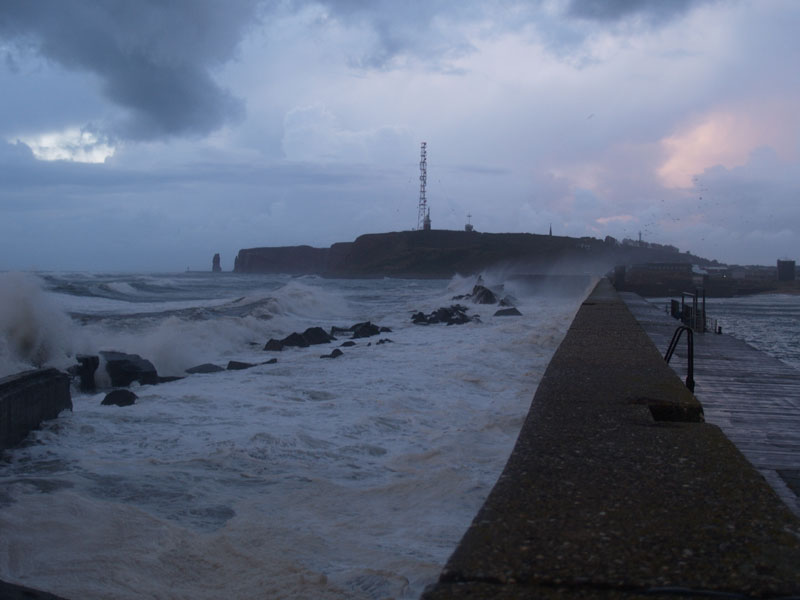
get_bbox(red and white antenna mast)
[417,142,430,230]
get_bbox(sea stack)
[212,253,222,273]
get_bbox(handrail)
[679,288,707,332]
[665,326,695,392]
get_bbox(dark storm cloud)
[566,0,711,25]
[0,0,260,140]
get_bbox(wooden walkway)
[622,292,800,517]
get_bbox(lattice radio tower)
[417,141,431,230]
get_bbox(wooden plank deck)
[622,292,800,517]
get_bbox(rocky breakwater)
[0,368,71,452]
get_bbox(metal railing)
[665,325,695,392]
[681,289,706,332]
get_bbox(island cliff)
[234,230,711,278]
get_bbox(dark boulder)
[101,389,137,407]
[267,327,336,351]
[379,326,392,333]
[495,307,523,317]
[470,284,498,304]
[446,312,471,325]
[321,348,344,359]
[186,363,225,374]
[411,311,429,324]
[264,338,284,352]
[351,321,381,339]
[281,332,310,348]
[73,354,99,392]
[340,341,356,347]
[262,358,278,365]
[412,304,478,326]
[212,253,222,273]
[302,327,334,345]
[499,295,517,307]
[227,361,256,371]
[100,351,158,387]
[376,338,393,345]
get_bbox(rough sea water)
[0,271,591,600]
[706,294,800,371]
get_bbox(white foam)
[0,273,587,598]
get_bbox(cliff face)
[234,245,329,274]
[233,230,710,277]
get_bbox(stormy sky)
[1,0,798,271]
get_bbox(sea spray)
[0,272,79,377]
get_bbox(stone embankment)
[422,279,800,599]
[0,368,71,452]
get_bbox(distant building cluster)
[777,259,796,282]
[615,259,799,297]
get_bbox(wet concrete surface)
[422,279,800,599]
[623,292,800,517]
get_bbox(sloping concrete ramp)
[423,279,800,599]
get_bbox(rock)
[264,338,284,351]
[499,295,517,307]
[74,354,99,392]
[340,341,356,347]
[320,348,344,359]
[412,305,474,326]
[100,351,158,387]
[302,327,334,345]
[470,284,498,304]
[212,253,222,273]
[330,325,352,337]
[376,338,393,345]
[495,307,523,317]
[411,311,429,324]
[379,326,392,333]
[101,389,137,407]
[227,361,256,370]
[281,332,310,348]
[262,358,278,365]
[186,363,225,374]
[351,321,381,339]
[267,327,335,352]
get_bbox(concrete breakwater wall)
[0,368,72,452]
[423,279,800,599]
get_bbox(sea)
[0,270,593,600]
[705,294,800,371]
[651,293,800,371]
